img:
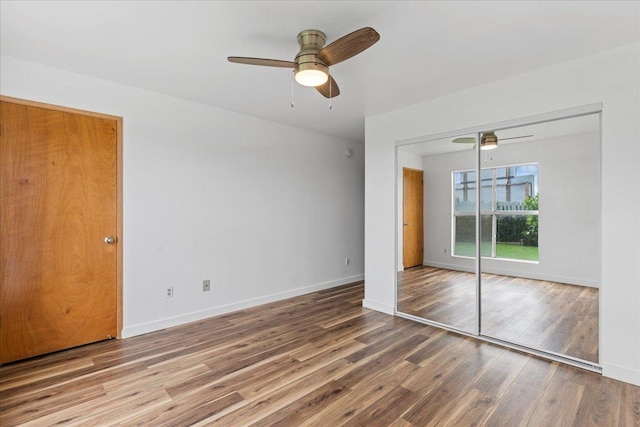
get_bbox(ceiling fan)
[453,131,534,150]
[228,27,380,98]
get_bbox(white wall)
[1,55,364,337]
[396,151,424,271]
[415,130,600,287]
[365,42,640,385]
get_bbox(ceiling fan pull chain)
[329,71,333,110]
[291,70,295,108]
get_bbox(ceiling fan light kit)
[480,131,499,150]
[295,67,328,86]
[294,30,329,86]
[228,27,380,99]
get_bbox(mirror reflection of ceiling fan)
[453,131,534,150]
[228,27,380,98]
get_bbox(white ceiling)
[1,1,638,142]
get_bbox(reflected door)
[403,168,424,268]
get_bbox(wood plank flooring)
[1,282,636,426]
[397,266,599,363]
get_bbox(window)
[453,164,539,262]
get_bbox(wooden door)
[0,98,121,364]
[403,168,423,268]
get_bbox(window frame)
[452,162,539,263]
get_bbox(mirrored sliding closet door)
[396,110,600,367]
[396,133,479,334]
[479,114,600,364]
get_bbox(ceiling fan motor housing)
[295,29,329,83]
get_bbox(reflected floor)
[397,266,598,363]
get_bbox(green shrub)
[522,194,539,246]
[497,215,527,243]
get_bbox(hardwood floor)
[1,282,636,426]
[397,266,599,363]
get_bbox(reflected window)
[453,163,539,261]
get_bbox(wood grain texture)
[402,168,423,269]
[227,57,296,68]
[315,75,340,98]
[316,27,380,66]
[397,266,598,363]
[0,282,635,426]
[0,99,119,363]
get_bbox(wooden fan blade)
[227,57,295,68]
[316,27,380,66]
[315,75,340,98]
[500,134,534,141]
[452,137,475,144]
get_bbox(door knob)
[104,236,115,244]
[403,222,409,226]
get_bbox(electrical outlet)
[345,257,350,266]
[166,286,174,298]
[203,279,211,292]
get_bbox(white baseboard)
[602,362,640,386]
[424,261,474,273]
[362,299,394,315]
[121,274,364,338]
[423,260,599,288]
